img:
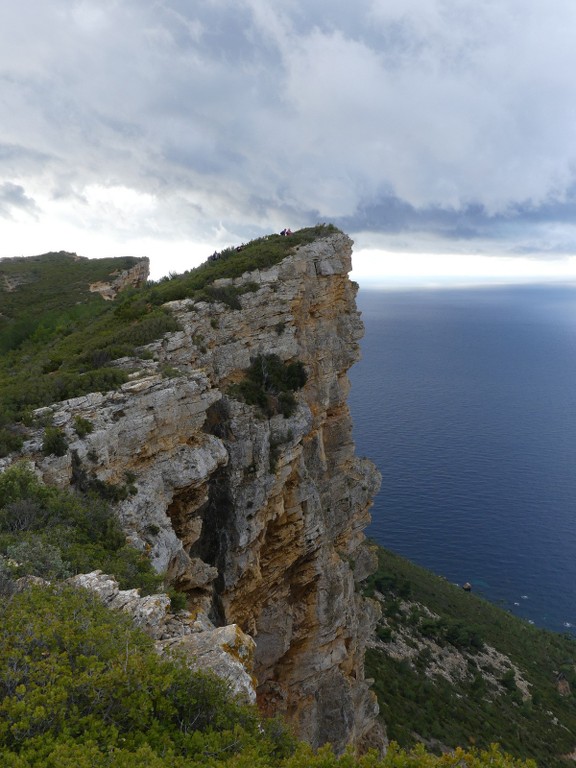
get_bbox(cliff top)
[0,225,342,452]
[147,223,342,304]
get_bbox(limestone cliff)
[10,233,383,751]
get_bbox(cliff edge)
[7,232,383,751]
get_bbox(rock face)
[89,258,149,299]
[9,233,383,751]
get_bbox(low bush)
[0,584,268,761]
[73,416,93,438]
[0,428,23,459]
[197,284,242,309]
[419,617,484,651]
[230,354,307,418]
[42,426,68,457]
[0,463,160,593]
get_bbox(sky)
[3,1,576,286]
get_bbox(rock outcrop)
[89,258,150,299]
[69,570,257,703]
[8,233,383,751]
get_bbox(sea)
[348,283,576,636]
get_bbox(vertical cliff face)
[14,233,383,751]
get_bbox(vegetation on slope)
[0,583,534,767]
[0,226,338,454]
[364,545,576,767]
[0,463,160,594]
[0,465,535,767]
[0,252,140,342]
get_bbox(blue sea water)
[348,284,576,636]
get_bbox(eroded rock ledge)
[10,233,383,752]
[69,570,257,704]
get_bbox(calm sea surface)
[348,284,576,635]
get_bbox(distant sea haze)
[348,284,576,635]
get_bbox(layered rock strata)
[9,233,383,751]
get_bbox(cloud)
[0,182,39,219]
[2,0,576,269]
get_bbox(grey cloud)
[0,183,39,218]
[2,0,576,258]
[0,142,53,173]
[339,192,576,243]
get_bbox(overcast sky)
[3,0,576,284]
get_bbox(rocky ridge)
[6,233,383,751]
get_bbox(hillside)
[365,545,576,767]
[0,583,533,767]
[0,251,152,454]
[0,251,143,318]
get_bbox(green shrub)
[160,365,182,378]
[376,625,393,642]
[500,668,517,692]
[0,463,159,593]
[168,588,188,612]
[102,546,162,594]
[419,617,484,651]
[0,584,267,761]
[73,416,94,438]
[7,537,71,579]
[231,354,307,418]
[70,453,137,503]
[198,284,242,309]
[0,428,23,459]
[278,390,297,418]
[42,426,68,457]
